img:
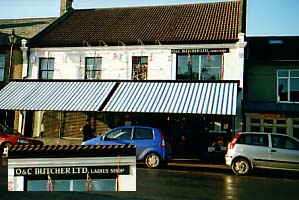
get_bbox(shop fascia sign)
[171,48,229,54]
[14,165,130,177]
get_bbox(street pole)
[8,29,17,81]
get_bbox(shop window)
[250,126,260,132]
[277,69,299,102]
[293,120,299,126]
[0,54,5,81]
[276,127,286,134]
[177,54,222,80]
[39,58,54,79]
[85,57,102,79]
[293,128,299,139]
[264,127,273,133]
[250,119,260,124]
[132,56,147,80]
[263,119,273,125]
[27,179,116,191]
[277,119,286,125]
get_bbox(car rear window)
[237,134,269,147]
[133,128,153,140]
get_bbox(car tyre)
[232,158,251,176]
[145,153,160,168]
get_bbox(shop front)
[8,144,136,191]
[0,80,240,160]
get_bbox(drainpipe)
[18,39,29,134]
[20,39,29,79]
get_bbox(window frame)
[85,57,102,80]
[39,58,54,80]
[277,69,299,103]
[132,56,148,80]
[176,53,224,80]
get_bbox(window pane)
[250,126,260,132]
[290,70,299,77]
[177,55,199,80]
[293,120,299,125]
[290,78,299,102]
[0,69,3,81]
[263,119,273,124]
[133,128,153,139]
[106,128,132,140]
[0,55,5,81]
[278,79,288,101]
[272,135,299,150]
[200,55,222,80]
[41,71,48,79]
[293,128,299,139]
[132,56,148,80]
[276,127,286,134]
[277,120,286,125]
[250,119,260,124]
[237,134,268,146]
[85,57,102,80]
[264,127,273,133]
[278,70,288,77]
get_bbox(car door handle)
[270,149,276,153]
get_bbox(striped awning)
[103,82,238,115]
[0,81,116,111]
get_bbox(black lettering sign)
[171,48,229,54]
[14,166,130,177]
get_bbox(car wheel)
[232,158,251,176]
[145,153,160,168]
[1,142,12,158]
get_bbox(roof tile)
[31,1,243,47]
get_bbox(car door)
[130,127,154,160]
[269,134,299,170]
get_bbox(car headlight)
[18,138,30,144]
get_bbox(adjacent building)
[0,17,56,130]
[244,36,299,139]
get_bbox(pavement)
[168,158,230,170]
[2,157,231,174]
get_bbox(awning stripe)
[103,82,238,115]
[0,81,116,111]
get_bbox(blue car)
[82,126,172,168]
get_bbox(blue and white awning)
[103,81,238,115]
[0,81,238,115]
[0,81,116,111]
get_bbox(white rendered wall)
[27,43,245,85]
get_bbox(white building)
[0,0,247,158]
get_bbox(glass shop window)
[177,53,222,80]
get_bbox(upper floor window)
[177,54,223,80]
[85,57,102,80]
[132,56,147,80]
[277,69,299,102]
[39,58,54,79]
[0,54,5,81]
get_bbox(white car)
[225,132,299,175]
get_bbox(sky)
[0,0,298,36]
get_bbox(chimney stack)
[60,0,73,16]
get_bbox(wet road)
[1,160,299,200]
